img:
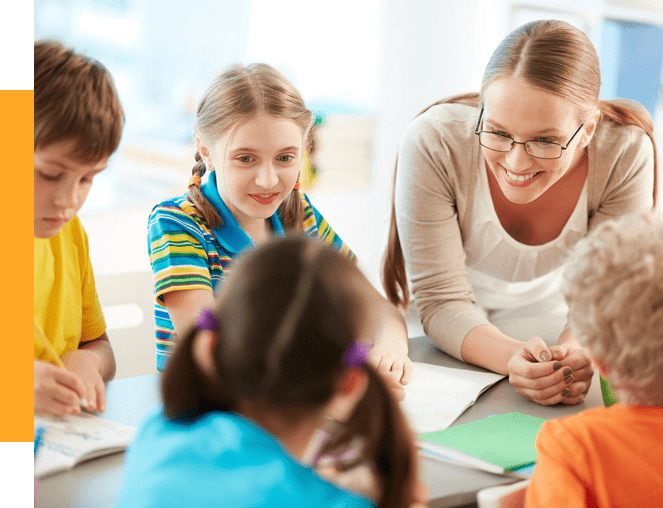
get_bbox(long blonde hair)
[188,63,314,231]
[383,20,659,309]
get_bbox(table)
[36,336,602,508]
[408,337,602,508]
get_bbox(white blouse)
[464,166,588,311]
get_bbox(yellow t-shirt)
[34,216,106,363]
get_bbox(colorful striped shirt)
[148,171,355,371]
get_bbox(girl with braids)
[148,63,411,385]
[383,20,657,407]
[117,237,426,508]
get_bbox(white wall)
[366,0,509,286]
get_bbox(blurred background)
[35,0,663,285]
[34,0,663,375]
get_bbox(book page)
[34,413,136,478]
[400,362,505,434]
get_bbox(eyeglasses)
[474,108,584,160]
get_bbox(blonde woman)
[383,20,657,406]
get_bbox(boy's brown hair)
[34,40,124,162]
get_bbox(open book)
[34,413,136,478]
[399,362,505,434]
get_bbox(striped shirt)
[148,171,355,371]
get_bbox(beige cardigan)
[395,102,655,359]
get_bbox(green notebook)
[417,412,546,473]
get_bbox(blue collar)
[200,171,285,254]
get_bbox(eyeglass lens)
[478,132,562,159]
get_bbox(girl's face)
[480,76,596,204]
[198,114,304,233]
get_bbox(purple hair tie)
[196,308,218,332]
[342,341,372,367]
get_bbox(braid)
[186,151,222,228]
[278,188,305,233]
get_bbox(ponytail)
[161,325,231,422]
[318,367,416,508]
[186,152,222,229]
[598,99,658,207]
[382,93,479,309]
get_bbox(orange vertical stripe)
[0,90,33,441]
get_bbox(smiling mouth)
[505,168,542,182]
[249,193,279,204]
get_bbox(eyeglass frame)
[474,107,585,160]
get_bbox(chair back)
[96,270,157,379]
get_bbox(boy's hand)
[60,350,107,413]
[34,360,87,416]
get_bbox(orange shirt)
[526,404,663,508]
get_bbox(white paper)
[34,413,136,478]
[400,362,505,434]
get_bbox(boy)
[34,41,124,416]
[526,212,663,507]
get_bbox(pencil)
[34,322,88,409]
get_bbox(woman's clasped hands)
[507,336,594,405]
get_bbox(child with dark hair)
[34,40,124,415]
[117,237,426,508]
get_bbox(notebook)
[399,362,505,434]
[417,412,546,476]
[34,412,136,478]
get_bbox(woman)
[383,20,657,406]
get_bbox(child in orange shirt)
[526,212,663,507]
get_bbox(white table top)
[36,336,602,508]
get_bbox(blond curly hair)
[563,212,663,405]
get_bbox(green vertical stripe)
[0,443,34,508]
[0,0,34,90]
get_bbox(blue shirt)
[116,409,374,508]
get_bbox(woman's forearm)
[460,324,523,375]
